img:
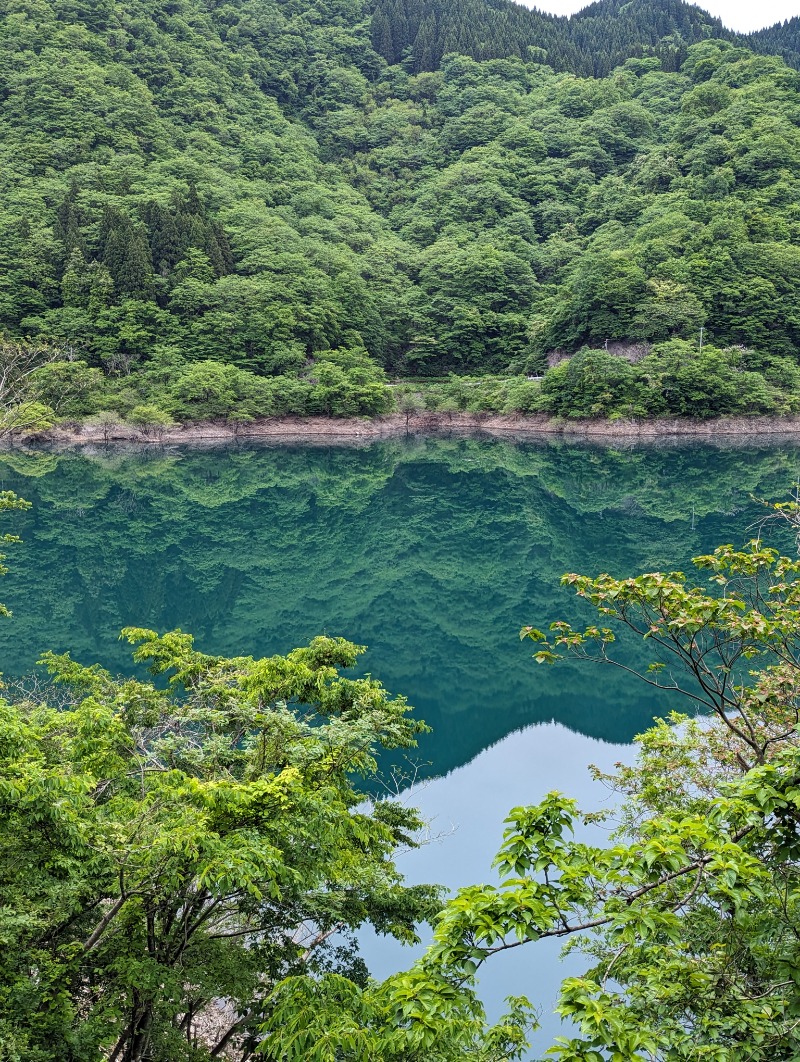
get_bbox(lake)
[0,433,796,1052]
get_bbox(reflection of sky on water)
[360,722,631,1056]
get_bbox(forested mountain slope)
[371,0,800,78]
[1,0,799,392]
[372,0,730,76]
[749,15,800,72]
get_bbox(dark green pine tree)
[183,181,204,217]
[748,16,800,68]
[204,222,234,276]
[53,182,85,264]
[371,10,396,63]
[369,0,799,77]
[414,13,439,71]
[101,209,154,300]
[140,201,183,278]
[184,215,208,256]
[116,230,154,300]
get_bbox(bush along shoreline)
[4,337,800,441]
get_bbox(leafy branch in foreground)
[258,759,800,1060]
[522,533,800,772]
[0,629,446,1062]
[469,514,800,1059]
[258,513,800,1061]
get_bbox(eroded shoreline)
[16,411,800,449]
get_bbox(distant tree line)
[371,0,742,76]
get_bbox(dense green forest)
[2,0,800,421]
[372,0,800,76]
[750,14,800,70]
[8,2,800,1052]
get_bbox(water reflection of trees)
[0,436,796,776]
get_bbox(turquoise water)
[0,435,793,760]
[0,434,797,1051]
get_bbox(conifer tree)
[53,182,84,263]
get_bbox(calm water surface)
[0,434,797,1052]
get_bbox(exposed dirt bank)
[19,412,800,448]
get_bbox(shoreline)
[17,411,800,447]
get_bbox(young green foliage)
[261,509,800,1060]
[0,629,441,1061]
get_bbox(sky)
[524,1,799,33]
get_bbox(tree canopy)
[0,625,446,1060]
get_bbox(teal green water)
[0,435,796,772]
[1,434,798,1053]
